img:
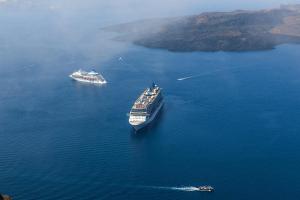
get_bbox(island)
[104,4,300,52]
[0,194,12,200]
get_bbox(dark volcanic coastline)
[104,4,300,52]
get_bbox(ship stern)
[129,116,148,131]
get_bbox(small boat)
[198,186,214,192]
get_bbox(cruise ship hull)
[69,75,107,84]
[130,101,164,131]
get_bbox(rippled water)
[1,4,300,200]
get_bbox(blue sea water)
[1,3,300,200]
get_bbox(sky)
[1,0,300,24]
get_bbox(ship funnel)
[152,82,156,89]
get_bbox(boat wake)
[177,70,224,81]
[119,184,213,192]
[170,186,200,192]
[177,67,242,81]
[177,76,196,81]
[177,72,219,81]
[144,186,200,192]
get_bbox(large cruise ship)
[69,69,107,84]
[129,83,164,131]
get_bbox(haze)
[1,0,300,70]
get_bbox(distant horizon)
[2,1,300,24]
[102,3,300,27]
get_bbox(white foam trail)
[177,70,222,81]
[170,186,200,192]
[177,72,216,81]
[121,185,201,192]
[177,76,195,81]
[146,186,200,192]
[177,67,242,81]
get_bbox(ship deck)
[133,87,160,109]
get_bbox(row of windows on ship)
[74,75,99,81]
[132,96,162,114]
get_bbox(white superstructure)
[69,69,107,84]
[129,83,164,131]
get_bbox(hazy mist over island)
[105,4,300,52]
[0,0,300,63]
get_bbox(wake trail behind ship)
[138,186,200,192]
[177,67,242,81]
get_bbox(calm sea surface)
[1,5,300,200]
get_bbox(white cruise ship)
[69,69,107,84]
[129,83,164,131]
